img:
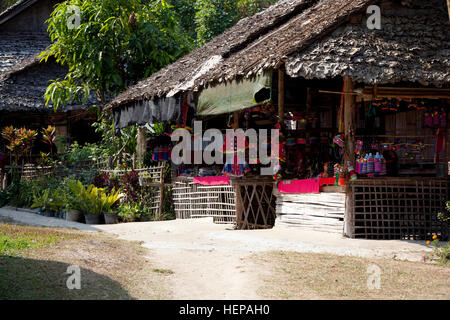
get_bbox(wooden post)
[445,110,450,176]
[447,0,450,20]
[233,111,239,129]
[278,69,285,124]
[344,77,356,167]
[137,127,147,168]
[306,87,313,152]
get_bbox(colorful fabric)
[193,176,230,186]
[279,177,345,193]
[278,179,320,194]
[319,177,345,187]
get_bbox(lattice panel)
[235,182,276,229]
[349,179,449,240]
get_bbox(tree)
[167,0,198,42]
[194,0,278,45]
[0,0,20,13]
[40,0,193,109]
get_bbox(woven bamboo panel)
[348,178,449,240]
[142,185,162,217]
[172,180,236,224]
[276,192,345,233]
[21,164,54,180]
[102,162,166,218]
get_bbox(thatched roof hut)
[0,0,94,113]
[108,0,449,118]
[0,0,97,144]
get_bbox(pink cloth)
[193,176,230,186]
[278,179,320,194]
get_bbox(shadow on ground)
[0,255,136,300]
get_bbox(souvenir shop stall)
[274,73,450,240]
[347,86,450,240]
[171,89,277,229]
[274,75,349,233]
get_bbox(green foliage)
[116,202,143,222]
[65,179,85,211]
[429,238,450,266]
[167,0,198,41]
[7,179,34,208]
[41,0,192,109]
[0,0,20,13]
[62,141,107,165]
[194,0,277,45]
[31,189,51,212]
[66,180,121,214]
[161,186,175,221]
[0,225,66,256]
[195,0,239,46]
[438,202,450,223]
[48,189,67,213]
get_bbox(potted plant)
[101,188,122,224]
[65,179,84,222]
[31,189,51,216]
[48,189,66,219]
[80,184,103,225]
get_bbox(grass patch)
[0,224,72,255]
[0,224,171,300]
[253,251,450,300]
[152,268,174,275]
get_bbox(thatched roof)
[0,32,50,73]
[108,0,450,110]
[0,0,91,113]
[286,0,450,85]
[0,55,90,112]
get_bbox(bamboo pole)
[137,127,147,168]
[446,110,450,177]
[278,69,285,124]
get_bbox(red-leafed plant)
[42,125,56,157]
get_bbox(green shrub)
[117,203,142,222]
[429,237,450,266]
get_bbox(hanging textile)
[197,71,272,116]
[113,94,182,131]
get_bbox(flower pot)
[84,213,101,225]
[66,210,82,222]
[140,215,151,222]
[104,212,118,224]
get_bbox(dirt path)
[0,207,435,300]
[93,218,433,299]
[150,248,262,299]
